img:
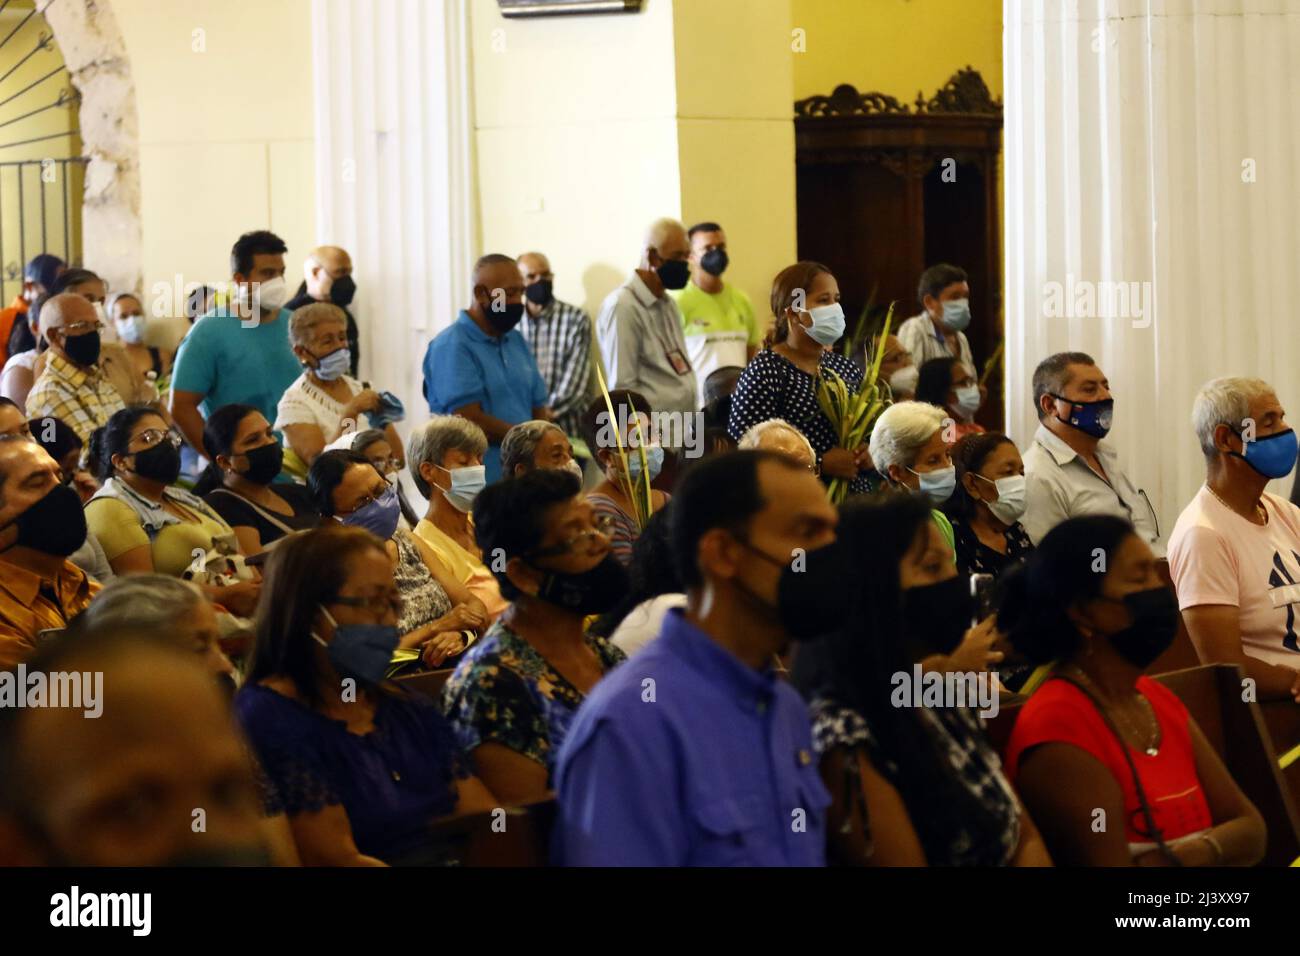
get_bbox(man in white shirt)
[897,263,976,378]
[1168,376,1300,701]
[596,218,699,438]
[1021,351,1162,553]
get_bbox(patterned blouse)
[727,347,873,496]
[810,696,1021,866]
[586,491,670,566]
[950,517,1034,579]
[441,618,626,784]
[392,527,452,636]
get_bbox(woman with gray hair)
[500,419,584,481]
[274,302,401,479]
[408,414,508,620]
[1169,376,1300,701]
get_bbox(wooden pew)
[425,798,556,867]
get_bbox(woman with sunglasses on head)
[85,405,260,617]
[236,524,497,866]
[1000,515,1266,866]
[309,449,488,669]
[442,469,627,805]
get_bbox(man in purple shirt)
[553,450,839,865]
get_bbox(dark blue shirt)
[422,311,548,483]
[235,684,467,864]
[553,609,830,866]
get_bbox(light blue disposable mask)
[941,299,971,332]
[313,347,351,381]
[953,384,981,419]
[439,464,486,513]
[908,464,956,505]
[626,445,664,484]
[804,303,846,346]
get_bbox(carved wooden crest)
[795,67,1002,117]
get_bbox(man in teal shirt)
[170,230,304,458]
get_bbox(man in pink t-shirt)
[1169,377,1300,701]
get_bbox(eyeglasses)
[329,592,405,617]
[129,428,182,451]
[340,485,389,516]
[370,457,401,475]
[529,513,617,557]
[61,320,104,337]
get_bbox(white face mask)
[975,473,1028,525]
[239,275,288,312]
[115,314,146,345]
[561,459,584,483]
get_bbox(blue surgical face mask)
[1232,428,1298,480]
[908,464,956,505]
[313,606,399,686]
[953,384,981,419]
[1052,394,1113,439]
[625,445,664,483]
[313,347,351,382]
[803,303,846,346]
[438,464,486,513]
[941,299,971,332]
[340,484,401,540]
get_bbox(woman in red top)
[1000,515,1265,866]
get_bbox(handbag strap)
[208,488,299,536]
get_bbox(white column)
[1004,0,1300,535]
[312,0,478,426]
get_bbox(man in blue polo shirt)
[553,450,839,866]
[422,254,550,484]
[170,230,303,459]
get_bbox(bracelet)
[1201,832,1224,864]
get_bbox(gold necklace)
[1066,665,1160,756]
[1206,483,1266,524]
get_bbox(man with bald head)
[596,219,699,436]
[25,292,125,444]
[0,631,270,866]
[517,251,592,441]
[286,245,360,376]
[421,254,550,483]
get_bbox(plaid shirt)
[26,351,126,445]
[519,298,591,438]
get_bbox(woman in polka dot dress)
[727,261,874,496]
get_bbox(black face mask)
[525,280,554,307]
[1101,586,1180,668]
[237,442,283,485]
[62,329,101,367]
[656,259,690,290]
[131,440,182,485]
[1,483,86,557]
[329,275,356,308]
[530,553,629,616]
[700,249,729,277]
[737,537,854,642]
[901,575,974,658]
[486,301,525,334]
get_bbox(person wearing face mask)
[347,428,420,530]
[915,356,985,439]
[583,390,671,566]
[554,452,837,866]
[310,450,490,669]
[196,403,321,554]
[84,406,260,617]
[106,291,172,395]
[0,253,62,366]
[596,218,699,433]
[874,332,919,402]
[408,416,508,621]
[275,302,401,478]
[516,251,592,442]
[286,245,361,376]
[171,230,303,459]
[0,437,100,668]
[728,261,873,495]
[442,469,628,806]
[422,254,552,484]
[1001,515,1267,867]
[790,492,1051,866]
[897,263,979,382]
[671,222,761,409]
[501,418,585,482]
[1021,351,1161,554]
[24,292,126,447]
[235,524,498,865]
[1170,377,1300,702]
[869,401,960,551]
[946,432,1033,579]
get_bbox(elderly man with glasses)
[26,293,126,444]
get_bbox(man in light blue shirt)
[553,450,838,866]
[422,254,550,484]
[170,230,303,458]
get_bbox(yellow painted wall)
[0,1,83,301]
[112,0,315,313]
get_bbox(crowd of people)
[0,219,1295,868]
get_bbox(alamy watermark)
[891,664,999,719]
[0,666,102,718]
[1041,274,1153,329]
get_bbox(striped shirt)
[897,312,976,377]
[519,298,592,439]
